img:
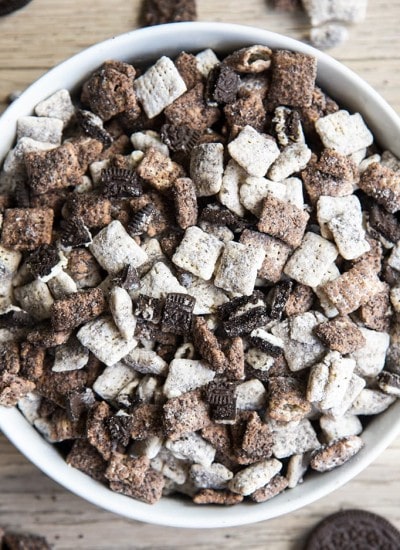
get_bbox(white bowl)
[1,22,400,529]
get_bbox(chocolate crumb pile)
[1,44,400,507]
[0,526,51,549]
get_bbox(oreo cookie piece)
[0,0,33,16]
[25,243,60,278]
[60,217,92,248]
[161,292,195,334]
[205,380,237,423]
[304,509,400,550]
[100,167,142,198]
[269,280,293,320]
[112,265,140,291]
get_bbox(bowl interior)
[1,22,400,528]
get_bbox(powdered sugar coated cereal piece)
[195,49,220,77]
[239,176,287,216]
[214,241,265,296]
[190,463,233,489]
[166,433,216,467]
[281,177,304,209]
[310,23,349,51]
[317,195,364,239]
[123,349,168,376]
[349,388,396,416]
[239,230,292,282]
[90,220,148,274]
[228,458,282,496]
[320,414,362,443]
[319,352,356,411]
[109,286,136,340]
[228,126,280,177]
[130,130,169,156]
[52,339,89,372]
[77,316,137,367]
[134,56,187,119]
[137,262,187,299]
[172,226,224,280]
[268,143,312,182]
[349,327,390,377]
[3,137,57,176]
[284,232,338,287]
[17,116,63,145]
[286,453,310,488]
[236,379,267,410]
[190,143,224,197]
[328,210,370,260]
[315,111,373,156]
[14,280,54,320]
[163,358,215,398]
[185,276,229,314]
[388,242,400,271]
[329,373,366,418]
[303,0,368,26]
[34,89,75,126]
[245,348,275,372]
[271,419,320,459]
[219,160,247,217]
[381,150,400,172]
[17,392,41,424]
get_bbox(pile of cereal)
[0,44,400,506]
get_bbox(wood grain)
[1,0,400,548]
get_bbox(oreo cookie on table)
[0,0,33,16]
[304,509,400,550]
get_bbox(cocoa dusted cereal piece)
[1,208,53,251]
[310,435,364,472]
[224,45,272,74]
[222,337,245,381]
[322,264,386,316]
[258,195,309,248]
[193,489,244,505]
[51,288,105,331]
[192,316,227,373]
[81,60,140,122]
[71,137,104,173]
[87,401,114,460]
[174,51,203,90]
[25,142,81,195]
[268,376,311,422]
[110,467,165,504]
[105,452,150,486]
[19,343,45,381]
[359,286,392,333]
[0,342,20,375]
[34,408,85,442]
[67,248,102,288]
[315,316,366,354]
[0,372,35,407]
[302,149,357,204]
[165,83,220,131]
[137,146,184,193]
[267,50,317,109]
[240,411,273,461]
[64,194,112,229]
[143,0,197,25]
[172,177,198,229]
[66,438,107,482]
[359,162,400,214]
[250,474,289,503]
[163,389,211,440]
[285,283,315,317]
[130,403,163,439]
[224,94,267,138]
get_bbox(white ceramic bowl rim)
[1,22,400,529]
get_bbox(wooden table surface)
[1,1,400,548]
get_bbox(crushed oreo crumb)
[161,292,195,334]
[206,64,240,105]
[127,203,156,236]
[160,123,201,153]
[76,109,113,147]
[112,265,140,291]
[60,217,92,248]
[25,244,60,278]
[270,280,293,320]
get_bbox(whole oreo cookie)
[305,509,400,550]
[0,0,32,16]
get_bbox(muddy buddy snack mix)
[1,43,400,507]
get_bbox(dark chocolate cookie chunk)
[0,0,32,16]
[142,0,197,26]
[304,509,400,550]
